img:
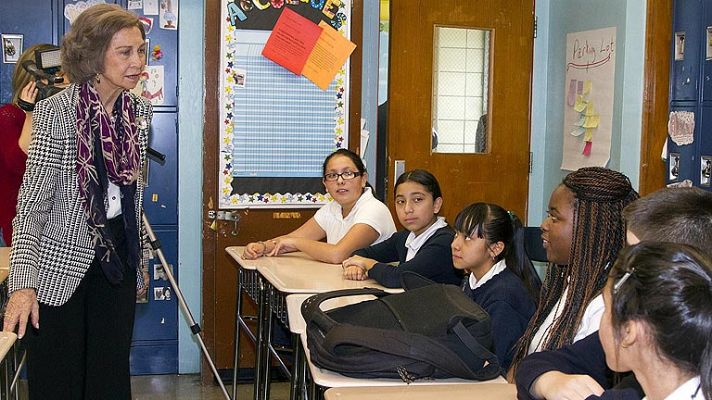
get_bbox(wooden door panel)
[388,0,534,221]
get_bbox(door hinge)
[533,16,538,38]
[529,152,533,174]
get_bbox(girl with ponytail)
[450,202,541,370]
[599,242,712,400]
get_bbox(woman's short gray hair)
[61,4,145,84]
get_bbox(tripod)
[142,214,231,400]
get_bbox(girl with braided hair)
[509,167,639,375]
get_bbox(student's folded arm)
[295,223,380,264]
[514,332,610,399]
[368,233,453,288]
[352,231,400,262]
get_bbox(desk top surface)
[226,246,400,294]
[323,383,517,400]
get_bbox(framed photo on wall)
[2,34,23,64]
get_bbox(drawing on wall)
[220,1,351,208]
[669,152,680,181]
[561,27,616,171]
[64,0,106,24]
[1,34,22,64]
[701,156,711,186]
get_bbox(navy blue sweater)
[463,268,535,371]
[514,332,643,400]
[353,226,462,288]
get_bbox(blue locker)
[702,0,712,101]
[667,104,700,184]
[131,226,178,374]
[671,0,702,101]
[144,112,178,225]
[0,0,56,104]
[699,105,712,187]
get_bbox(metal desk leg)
[231,268,244,400]
[289,333,303,400]
[253,277,268,400]
[261,287,274,400]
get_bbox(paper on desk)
[262,8,322,75]
[303,21,357,90]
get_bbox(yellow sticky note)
[584,128,594,142]
[583,115,600,128]
[583,80,592,95]
[574,95,587,112]
[585,103,597,116]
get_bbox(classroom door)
[387,0,534,220]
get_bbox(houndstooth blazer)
[9,83,152,306]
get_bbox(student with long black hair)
[450,202,541,370]
[342,169,461,287]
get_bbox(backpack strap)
[452,321,504,378]
[301,288,389,333]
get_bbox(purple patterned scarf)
[76,82,140,283]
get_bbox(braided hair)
[510,167,639,373]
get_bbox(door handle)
[207,210,242,236]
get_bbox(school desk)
[286,293,507,400]
[226,246,399,400]
[323,383,517,400]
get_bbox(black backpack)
[301,277,502,382]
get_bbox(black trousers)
[23,217,137,400]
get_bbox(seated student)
[597,242,712,400]
[515,187,712,400]
[341,169,461,287]
[450,202,541,371]
[508,167,639,376]
[243,149,396,264]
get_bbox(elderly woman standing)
[2,4,151,399]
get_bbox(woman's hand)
[3,288,39,339]
[243,241,268,259]
[343,265,368,281]
[20,81,38,106]
[268,237,298,256]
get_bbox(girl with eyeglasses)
[341,169,462,288]
[450,202,541,371]
[596,242,712,400]
[243,149,396,264]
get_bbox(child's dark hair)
[394,169,443,200]
[511,167,639,373]
[453,203,541,302]
[322,148,366,176]
[623,187,712,255]
[610,242,712,400]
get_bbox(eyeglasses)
[323,171,362,181]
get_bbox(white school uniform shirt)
[469,258,507,290]
[527,287,605,354]
[314,187,396,245]
[404,216,448,261]
[643,376,705,400]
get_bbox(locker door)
[130,226,178,374]
[143,112,178,225]
[671,0,703,101]
[0,0,55,103]
[698,105,712,189]
[702,0,712,101]
[667,104,699,184]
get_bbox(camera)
[21,45,65,102]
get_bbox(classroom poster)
[561,27,616,171]
[220,1,351,208]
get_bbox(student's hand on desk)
[3,288,39,339]
[530,371,604,400]
[268,238,298,256]
[243,242,268,259]
[343,265,368,280]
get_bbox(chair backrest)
[523,227,547,263]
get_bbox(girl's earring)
[95,73,101,85]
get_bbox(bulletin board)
[220,0,351,209]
